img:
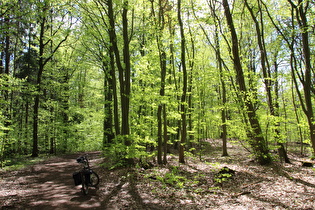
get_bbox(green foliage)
[1,0,315,167]
[145,165,217,192]
[213,167,235,185]
[103,134,156,169]
[213,172,233,184]
[0,155,47,171]
[153,166,187,189]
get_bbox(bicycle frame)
[74,154,100,195]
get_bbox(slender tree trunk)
[245,0,289,163]
[32,11,47,157]
[215,19,228,157]
[222,0,271,165]
[121,0,131,137]
[178,0,187,164]
[0,52,4,74]
[187,17,195,152]
[4,17,10,75]
[274,61,290,162]
[197,0,229,156]
[152,0,169,164]
[157,104,163,164]
[163,104,168,164]
[103,61,115,146]
[283,0,315,156]
[31,1,69,157]
[157,49,167,164]
[220,66,228,156]
[109,47,120,136]
[2,16,12,157]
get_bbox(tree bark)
[32,8,47,157]
[107,0,131,140]
[295,0,315,156]
[157,103,163,164]
[32,1,69,157]
[103,64,115,146]
[121,0,131,137]
[178,0,187,164]
[213,3,228,156]
[244,0,289,163]
[222,0,271,165]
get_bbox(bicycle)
[73,154,100,195]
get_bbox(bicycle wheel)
[90,171,99,187]
[81,173,89,195]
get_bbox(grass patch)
[0,155,48,171]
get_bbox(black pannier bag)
[73,172,82,185]
[85,171,91,184]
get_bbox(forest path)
[0,151,130,210]
[1,143,315,209]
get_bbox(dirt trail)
[1,145,315,209]
[0,152,108,209]
[0,152,167,210]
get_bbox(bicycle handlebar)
[77,156,86,163]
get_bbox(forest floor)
[0,140,315,210]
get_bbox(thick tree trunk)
[107,0,131,140]
[297,1,315,156]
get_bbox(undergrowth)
[0,155,47,171]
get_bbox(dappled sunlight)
[0,152,103,209]
[1,147,315,209]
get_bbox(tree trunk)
[284,0,315,156]
[245,0,289,163]
[295,0,315,156]
[157,104,163,164]
[152,0,169,164]
[121,0,131,137]
[32,11,47,157]
[103,60,115,146]
[157,49,167,164]
[163,104,168,164]
[3,17,11,75]
[187,19,195,153]
[2,16,12,158]
[222,0,271,165]
[107,0,131,140]
[215,16,228,157]
[103,77,114,145]
[31,1,69,157]
[178,0,187,164]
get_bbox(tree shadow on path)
[1,152,103,209]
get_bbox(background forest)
[0,0,314,167]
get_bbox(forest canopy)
[0,0,314,166]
